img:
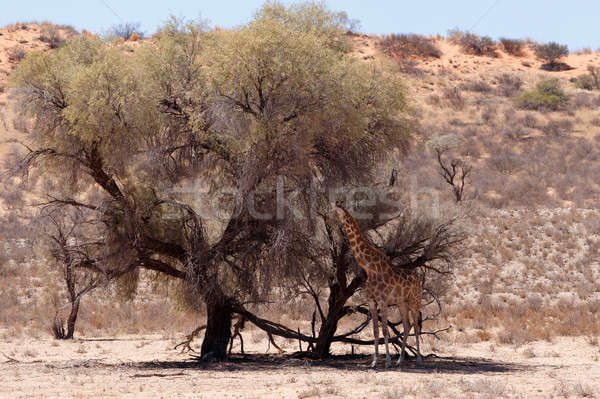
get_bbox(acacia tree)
[8,3,413,360]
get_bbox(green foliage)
[253,1,355,53]
[516,79,569,111]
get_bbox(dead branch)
[174,325,207,353]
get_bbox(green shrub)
[516,79,569,111]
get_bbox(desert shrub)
[481,106,496,125]
[516,79,569,111]
[574,66,600,91]
[442,87,465,109]
[380,33,442,59]
[487,153,524,174]
[40,22,64,49]
[449,29,497,57]
[520,113,538,128]
[496,73,523,97]
[535,42,570,70]
[500,38,525,56]
[7,45,26,62]
[129,32,139,42]
[575,74,597,91]
[460,79,492,93]
[542,119,574,137]
[106,22,143,40]
[572,92,596,109]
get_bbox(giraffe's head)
[329,201,348,224]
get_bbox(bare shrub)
[435,148,472,201]
[442,87,465,109]
[487,153,524,174]
[448,29,498,57]
[500,38,525,56]
[460,80,492,93]
[380,33,442,59]
[40,22,64,49]
[542,119,574,137]
[496,73,523,97]
[7,45,26,62]
[521,113,538,128]
[106,22,143,40]
[572,92,596,109]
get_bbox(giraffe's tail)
[418,311,423,331]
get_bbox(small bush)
[106,22,143,40]
[535,42,570,70]
[7,45,26,62]
[380,33,442,59]
[516,79,569,111]
[542,119,574,137]
[496,73,523,97]
[129,32,139,42]
[521,113,538,128]
[500,38,525,56]
[574,66,600,91]
[575,74,598,91]
[442,87,465,109]
[460,80,492,93]
[39,22,64,49]
[449,29,497,57]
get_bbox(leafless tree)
[42,206,135,339]
[436,148,472,202]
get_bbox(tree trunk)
[200,298,232,360]
[314,283,347,357]
[65,298,80,339]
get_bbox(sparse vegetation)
[105,22,143,40]
[7,45,26,62]
[499,38,525,56]
[380,33,442,59]
[448,29,498,57]
[39,21,65,48]
[574,65,600,91]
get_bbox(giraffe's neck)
[341,210,388,275]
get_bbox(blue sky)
[2,1,599,51]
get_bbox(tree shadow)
[123,353,532,375]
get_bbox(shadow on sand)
[123,353,531,375]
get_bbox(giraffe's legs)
[397,304,410,366]
[412,310,423,367]
[380,304,392,369]
[369,300,379,369]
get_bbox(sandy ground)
[0,332,598,398]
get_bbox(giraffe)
[330,203,423,368]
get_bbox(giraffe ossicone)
[331,203,423,369]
